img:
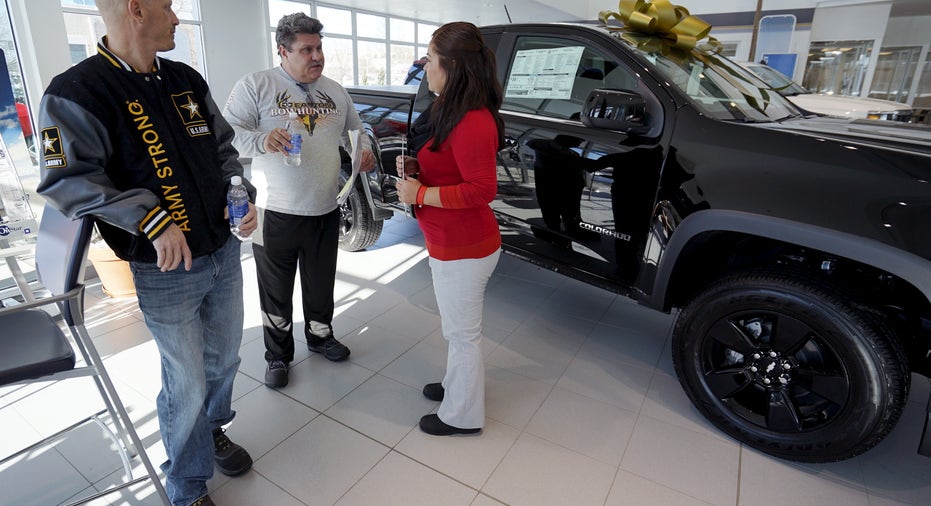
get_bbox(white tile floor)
[3,215,931,506]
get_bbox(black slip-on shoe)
[422,382,444,401]
[419,414,481,436]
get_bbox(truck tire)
[338,171,383,252]
[671,269,908,462]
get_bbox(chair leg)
[97,381,170,505]
[71,325,138,455]
[90,413,134,477]
[0,410,170,505]
[69,324,170,505]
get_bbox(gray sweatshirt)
[224,66,366,216]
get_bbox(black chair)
[0,204,169,505]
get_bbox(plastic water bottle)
[227,175,250,240]
[284,111,302,166]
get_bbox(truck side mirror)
[581,89,649,134]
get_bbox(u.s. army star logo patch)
[41,126,67,169]
[171,92,211,137]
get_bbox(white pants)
[430,249,500,429]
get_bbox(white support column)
[7,0,70,120]
[200,0,269,107]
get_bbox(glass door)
[869,45,921,103]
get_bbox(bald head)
[95,0,128,24]
[93,0,179,71]
[96,0,160,22]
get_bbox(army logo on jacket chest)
[171,92,211,137]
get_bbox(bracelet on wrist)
[416,185,428,206]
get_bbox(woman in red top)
[396,21,504,436]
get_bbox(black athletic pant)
[254,208,339,362]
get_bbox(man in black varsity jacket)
[37,1,256,505]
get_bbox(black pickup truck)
[340,21,931,463]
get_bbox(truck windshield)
[640,48,801,122]
[743,63,810,96]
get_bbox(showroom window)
[0,1,39,240]
[802,40,873,97]
[267,0,437,86]
[315,5,358,85]
[0,3,35,169]
[60,0,206,76]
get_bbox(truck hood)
[756,116,931,155]
[788,94,912,119]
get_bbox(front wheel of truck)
[671,269,909,462]
[338,171,383,252]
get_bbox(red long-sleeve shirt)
[415,108,501,261]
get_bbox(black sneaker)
[213,428,252,476]
[190,496,216,506]
[307,334,350,362]
[265,360,289,388]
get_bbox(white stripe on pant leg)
[430,249,500,429]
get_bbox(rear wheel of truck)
[338,171,382,252]
[671,269,908,462]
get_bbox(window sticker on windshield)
[505,46,585,99]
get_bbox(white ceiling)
[334,0,584,26]
[333,0,931,26]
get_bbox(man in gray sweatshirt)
[223,12,374,388]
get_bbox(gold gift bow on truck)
[599,0,720,54]
[599,0,775,113]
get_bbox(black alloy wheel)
[672,269,908,462]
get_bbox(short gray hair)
[276,13,324,50]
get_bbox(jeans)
[430,249,500,428]
[130,236,244,506]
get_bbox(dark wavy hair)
[276,13,324,50]
[427,22,504,152]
